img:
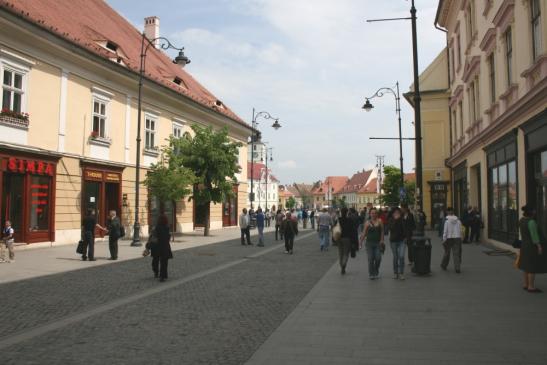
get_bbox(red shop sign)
[6,157,54,176]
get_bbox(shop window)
[28,175,51,231]
[531,0,542,61]
[487,137,518,244]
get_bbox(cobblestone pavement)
[0,229,336,364]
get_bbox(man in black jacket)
[106,210,121,260]
[401,204,416,266]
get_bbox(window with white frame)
[488,54,496,104]
[469,77,480,123]
[172,122,183,138]
[458,101,464,140]
[505,27,513,86]
[457,34,462,69]
[466,3,475,46]
[145,115,157,150]
[531,0,542,61]
[92,98,108,138]
[2,67,26,114]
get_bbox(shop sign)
[6,157,54,176]
[84,169,121,182]
[105,173,120,182]
[84,170,103,181]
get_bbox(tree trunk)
[203,201,211,236]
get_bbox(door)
[83,181,102,236]
[105,182,120,218]
[2,173,24,242]
[430,182,447,229]
[222,185,238,227]
[534,150,547,235]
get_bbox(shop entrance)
[2,174,24,242]
[530,150,547,234]
[429,182,448,230]
[222,185,238,227]
[82,167,122,235]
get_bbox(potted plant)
[90,130,99,138]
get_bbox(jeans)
[338,237,351,269]
[241,227,251,245]
[108,236,118,259]
[365,242,382,277]
[441,238,462,271]
[258,226,264,246]
[390,240,405,275]
[318,226,330,250]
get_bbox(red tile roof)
[323,176,349,194]
[359,177,378,193]
[278,185,294,198]
[404,173,416,182]
[247,162,278,182]
[340,170,372,193]
[0,0,246,127]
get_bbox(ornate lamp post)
[260,147,274,211]
[131,34,190,247]
[249,108,281,210]
[363,82,404,189]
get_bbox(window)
[531,0,542,60]
[145,116,156,150]
[466,2,475,46]
[457,34,462,69]
[488,54,496,104]
[452,109,457,146]
[450,46,455,82]
[469,77,480,123]
[2,68,24,113]
[487,137,518,244]
[92,99,107,138]
[172,122,183,138]
[505,27,513,86]
[458,101,464,140]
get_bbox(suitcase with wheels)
[412,237,432,275]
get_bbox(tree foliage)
[331,195,347,209]
[171,124,242,236]
[286,196,296,209]
[380,165,415,207]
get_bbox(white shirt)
[239,213,249,229]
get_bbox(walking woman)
[148,214,172,282]
[518,205,547,293]
[360,208,385,279]
[338,208,358,275]
[388,207,406,280]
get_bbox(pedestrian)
[360,208,384,280]
[239,208,252,245]
[462,206,473,243]
[256,208,265,247]
[401,204,416,267]
[81,208,104,261]
[438,208,446,238]
[106,210,121,260]
[310,209,316,230]
[441,207,463,273]
[302,208,308,229]
[337,207,358,275]
[2,220,15,262]
[148,214,172,282]
[469,207,483,243]
[358,208,367,236]
[518,205,547,293]
[388,207,406,280]
[379,208,389,236]
[317,208,332,251]
[275,209,284,241]
[282,212,298,254]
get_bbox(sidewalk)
[0,226,274,284]
[246,233,547,365]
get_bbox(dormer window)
[106,41,118,52]
[173,77,182,85]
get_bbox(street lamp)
[250,108,281,210]
[362,82,404,189]
[260,147,274,211]
[132,34,190,247]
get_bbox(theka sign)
[6,157,54,176]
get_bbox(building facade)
[247,162,278,212]
[0,0,250,246]
[435,0,547,246]
[338,169,374,209]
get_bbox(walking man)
[310,209,316,230]
[401,204,416,266]
[275,209,284,241]
[81,208,104,261]
[256,208,265,247]
[239,208,252,245]
[317,208,332,251]
[282,212,298,254]
[106,210,121,260]
[441,207,463,273]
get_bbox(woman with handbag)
[337,207,358,275]
[360,208,385,280]
[518,205,547,293]
[147,214,172,282]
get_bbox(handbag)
[332,221,342,242]
[145,229,158,250]
[76,240,85,254]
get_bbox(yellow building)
[0,1,251,246]
[405,50,452,229]
[432,0,547,247]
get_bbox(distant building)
[278,185,295,209]
[311,176,349,209]
[247,162,279,211]
[338,169,374,209]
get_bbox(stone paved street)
[2,229,547,364]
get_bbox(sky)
[107,0,446,184]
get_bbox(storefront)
[486,131,518,244]
[522,110,547,235]
[81,163,123,234]
[428,181,449,229]
[148,196,176,233]
[453,162,467,218]
[222,185,238,227]
[0,152,58,243]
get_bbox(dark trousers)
[470,225,480,242]
[285,234,295,252]
[152,256,169,279]
[83,231,94,259]
[406,237,414,263]
[441,238,462,270]
[109,236,118,259]
[463,225,470,242]
[275,224,283,240]
[241,227,251,245]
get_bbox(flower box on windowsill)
[89,135,112,147]
[143,146,160,157]
[0,114,29,130]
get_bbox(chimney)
[144,16,160,48]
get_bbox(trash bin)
[411,236,432,275]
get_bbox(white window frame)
[145,113,158,151]
[91,96,109,139]
[488,53,496,104]
[0,56,30,116]
[531,0,542,61]
[505,27,513,87]
[90,87,113,145]
[172,121,184,138]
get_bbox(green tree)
[380,165,416,206]
[171,124,242,236]
[143,145,194,215]
[331,196,347,209]
[286,196,296,209]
